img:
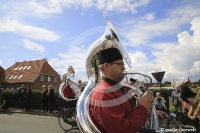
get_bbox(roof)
[0,66,6,83]
[5,59,60,83]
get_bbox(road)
[0,113,74,133]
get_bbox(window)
[18,75,23,79]
[40,75,44,81]
[23,66,27,70]
[18,66,23,70]
[13,75,18,79]
[48,76,51,82]
[14,67,19,70]
[54,77,57,82]
[27,66,32,70]
[9,75,14,79]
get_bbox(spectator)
[18,84,26,111]
[154,92,168,113]
[139,81,145,92]
[47,85,54,114]
[41,85,48,113]
[129,78,136,86]
[171,85,182,113]
[78,80,85,92]
[0,99,8,112]
[24,85,32,111]
[180,77,196,106]
[0,88,5,104]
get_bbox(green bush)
[3,89,170,110]
[2,90,59,109]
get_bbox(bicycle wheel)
[58,108,73,131]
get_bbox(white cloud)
[22,39,45,52]
[121,1,200,46]
[143,12,155,21]
[1,0,151,16]
[49,45,87,76]
[0,18,59,41]
[150,17,200,81]
[190,61,200,76]
[95,0,150,13]
[0,60,2,65]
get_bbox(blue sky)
[0,0,200,83]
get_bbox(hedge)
[2,88,170,109]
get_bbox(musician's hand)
[137,92,154,110]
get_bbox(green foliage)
[3,89,170,110]
[2,90,59,109]
[197,79,200,86]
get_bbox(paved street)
[0,113,64,133]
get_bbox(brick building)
[0,59,62,90]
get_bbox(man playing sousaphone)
[88,48,154,133]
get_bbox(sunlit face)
[129,81,135,85]
[157,94,161,98]
[68,80,73,86]
[175,86,180,90]
[108,59,125,83]
[185,79,191,86]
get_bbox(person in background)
[18,84,26,111]
[129,78,136,86]
[154,92,168,113]
[171,84,182,113]
[180,77,196,107]
[139,81,145,92]
[24,85,32,111]
[0,99,8,112]
[41,85,48,113]
[78,80,85,92]
[47,85,54,114]
[0,88,5,104]
[88,48,154,133]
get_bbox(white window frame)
[48,76,51,82]
[40,75,44,81]
[54,77,57,82]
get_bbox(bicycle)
[58,107,79,132]
[164,111,199,133]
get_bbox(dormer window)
[13,75,18,79]
[18,66,23,70]
[14,67,19,70]
[9,75,14,79]
[23,66,27,70]
[18,75,23,79]
[27,66,32,70]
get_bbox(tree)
[197,79,200,86]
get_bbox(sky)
[0,0,200,83]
